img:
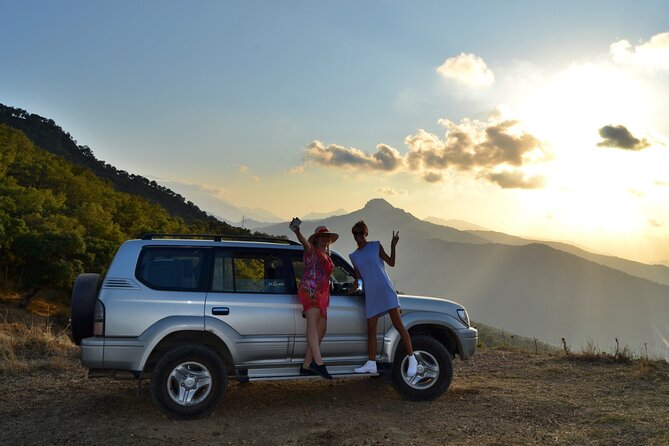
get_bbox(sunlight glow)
[511,62,662,236]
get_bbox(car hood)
[397,293,465,315]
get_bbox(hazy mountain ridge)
[396,238,669,355]
[468,229,669,286]
[261,198,669,359]
[425,216,490,231]
[259,198,490,253]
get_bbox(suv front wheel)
[391,335,453,401]
[150,345,228,419]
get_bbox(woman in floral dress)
[290,222,339,379]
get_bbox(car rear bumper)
[80,337,144,371]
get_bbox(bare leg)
[303,308,324,366]
[388,308,413,355]
[366,316,379,360]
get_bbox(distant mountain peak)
[364,198,394,210]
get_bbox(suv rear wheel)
[150,345,227,419]
[391,335,453,401]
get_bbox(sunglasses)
[352,230,365,236]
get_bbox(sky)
[2,1,669,264]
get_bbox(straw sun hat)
[307,226,339,244]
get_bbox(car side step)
[236,365,381,382]
[244,372,380,382]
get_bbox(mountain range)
[259,198,669,360]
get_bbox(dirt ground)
[2,346,669,446]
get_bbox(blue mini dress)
[349,241,400,319]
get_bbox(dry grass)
[0,297,77,374]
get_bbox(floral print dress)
[298,248,334,318]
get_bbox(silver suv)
[71,234,477,419]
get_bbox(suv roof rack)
[139,233,300,245]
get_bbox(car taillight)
[93,300,105,336]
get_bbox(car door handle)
[212,307,230,316]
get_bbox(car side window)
[212,249,287,294]
[330,255,358,296]
[136,247,205,291]
[290,252,357,296]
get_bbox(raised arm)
[290,219,312,253]
[379,230,399,267]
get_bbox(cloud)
[610,32,669,70]
[483,170,546,189]
[406,118,549,171]
[597,125,651,150]
[436,53,495,87]
[288,165,305,175]
[423,172,443,183]
[235,164,260,182]
[628,188,645,198]
[300,114,549,189]
[376,186,408,195]
[304,140,405,171]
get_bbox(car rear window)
[136,247,206,291]
[212,249,287,294]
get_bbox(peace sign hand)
[391,230,400,247]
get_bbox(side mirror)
[355,279,364,296]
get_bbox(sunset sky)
[2,1,668,263]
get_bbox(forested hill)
[0,103,221,226]
[0,121,248,302]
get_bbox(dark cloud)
[597,125,651,150]
[423,171,444,183]
[483,170,546,189]
[304,141,404,171]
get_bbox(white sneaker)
[407,354,418,377]
[354,360,377,374]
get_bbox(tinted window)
[330,255,357,295]
[137,247,205,291]
[212,249,287,294]
[291,252,357,296]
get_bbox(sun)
[517,62,649,152]
[507,62,662,236]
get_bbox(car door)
[291,251,383,363]
[205,248,295,366]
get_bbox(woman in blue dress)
[348,220,417,377]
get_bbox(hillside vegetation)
[0,104,222,225]
[0,123,248,304]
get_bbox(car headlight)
[457,308,470,327]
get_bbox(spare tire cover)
[71,273,101,345]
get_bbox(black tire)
[70,273,101,345]
[150,345,227,420]
[392,335,453,401]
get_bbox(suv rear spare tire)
[70,273,101,345]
